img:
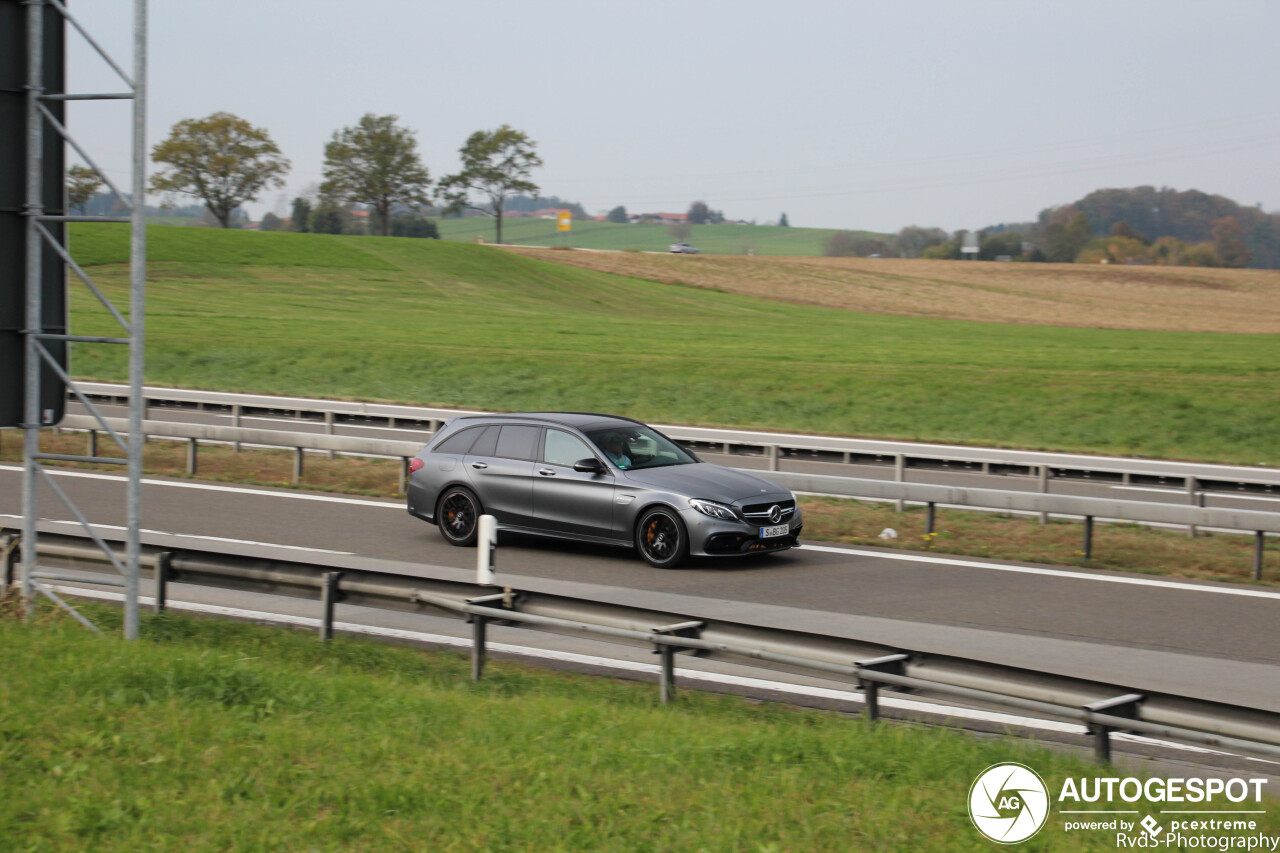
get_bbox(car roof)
[447,411,645,431]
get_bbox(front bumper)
[681,507,804,557]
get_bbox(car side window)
[467,425,500,457]
[433,426,480,455]
[543,429,594,467]
[495,425,540,460]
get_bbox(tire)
[635,507,688,569]
[437,486,482,547]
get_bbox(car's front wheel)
[635,507,688,569]
[437,486,481,546]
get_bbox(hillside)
[62,224,1280,464]
[499,246,1280,334]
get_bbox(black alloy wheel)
[437,487,481,546]
[636,507,688,569]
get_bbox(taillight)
[408,458,424,474]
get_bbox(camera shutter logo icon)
[968,763,1050,844]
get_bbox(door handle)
[471,462,488,469]
[538,468,556,476]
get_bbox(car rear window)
[495,425,540,460]
[433,426,481,455]
[466,425,500,457]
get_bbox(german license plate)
[760,524,788,539]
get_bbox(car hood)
[620,463,791,504]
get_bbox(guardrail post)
[1255,532,1266,582]
[154,551,172,613]
[186,438,198,476]
[292,447,304,486]
[2,534,18,591]
[320,571,342,640]
[398,457,409,495]
[1083,516,1094,560]
[470,614,487,681]
[1084,694,1144,764]
[855,653,909,722]
[88,429,97,459]
[465,593,516,682]
[650,621,705,704]
[325,411,336,460]
[925,502,936,536]
[1187,477,1199,538]
[232,404,243,451]
[895,454,906,511]
[1039,466,1051,524]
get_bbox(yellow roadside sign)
[557,211,572,232]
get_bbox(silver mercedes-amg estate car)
[406,412,802,568]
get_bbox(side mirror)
[573,457,605,474]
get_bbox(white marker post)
[476,514,497,586]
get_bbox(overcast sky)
[66,0,1280,232]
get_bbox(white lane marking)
[0,516,353,555]
[1114,485,1280,504]
[797,544,1280,600]
[49,585,1274,765]
[0,464,403,509]
[6,465,1271,599]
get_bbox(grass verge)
[4,600,1274,851]
[5,431,1273,586]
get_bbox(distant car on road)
[406,412,802,568]
[669,242,700,254]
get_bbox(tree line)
[131,111,542,244]
[825,187,1279,269]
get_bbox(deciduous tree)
[66,164,103,214]
[290,197,312,233]
[606,205,629,224]
[321,114,431,237]
[1211,216,1251,267]
[150,112,290,228]
[438,125,542,245]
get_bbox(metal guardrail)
[55,414,1278,579]
[9,529,1280,764]
[71,382,1280,493]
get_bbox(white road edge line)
[797,544,1280,600]
[0,516,353,555]
[1114,485,1280,505]
[0,464,402,508]
[51,585,1275,766]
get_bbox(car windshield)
[586,426,697,470]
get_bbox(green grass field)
[65,224,1280,465]
[8,602,1267,852]
[433,216,878,256]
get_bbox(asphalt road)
[4,463,1279,713]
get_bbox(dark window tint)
[467,425,500,457]
[496,425,540,460]
[433,426,481,455]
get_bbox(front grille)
[741,498,796,519]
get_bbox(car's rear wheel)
[636,507,688,569]
[437,487,481,547]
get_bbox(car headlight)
[689,498,738,521]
